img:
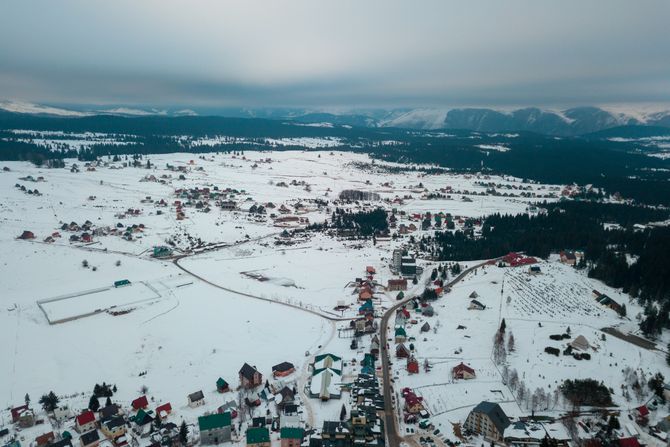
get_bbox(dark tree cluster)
[560,379,613,407]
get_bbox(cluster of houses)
[14,183,42,196]
[310,346,385,447]
[173,186,243,216]
[0,359,309,447]
[16,219,148,245]
[53,220,148,244]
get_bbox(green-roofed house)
[216,377,230,393]
[246,427,270,447]
[199,412,232,445]
[280,427,304,447]
[313,353,342,371]
[395,327,407,343]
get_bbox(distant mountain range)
[1,100,669,136]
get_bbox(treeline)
[370,134,670,206]
[427,202,670,311]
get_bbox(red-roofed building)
[35,432,56,447]
[635,405,649,424]
[407,357,419,374]
[452,362,476,380]
[366,266,376,275]
[502,252,537,267]
[76,410,97,433]
[132,395,149,410]
[156,403,172,418]
[387,279,407,291]
[404,391,424,414]
[618,438,641,447]
[11,404,29,423]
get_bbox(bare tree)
[509,369,519,391]
[507,332,515,352]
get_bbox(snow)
[1,149,665,447]
[0,100,92,117]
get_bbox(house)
[18,230,35,240]
[321,421,351,447]
[529,266,542,275]
[469,291,479,299]
[635,405,650,422]
[54,407,72,423]
[98,404,121,423]
[504,421,570,447]
[358,287,373,301]
[365,266,376,275]
[36,432,56,447]
[11,405,34,427]
[80,430,100,447]
[216,377,230,393]
[155,403,172,419]
[396,343,410,358]
[452,362,476,380]
[617,438,641,447]
[420,322,431,333]
[400,257,417,276]
[469,299,486,310]
[464,401,510,442]
[403,392,424,414]
[131,395,148,410]
[560,250,577,266]
[246,427,270,447]
[421,304,434,317]
[187,390,205,408]
[276,386,296,408]
[370,335,380,358]
[395,308,410,326]
[198,412,232,445]
[273,362,296,377]
[569,335,590,351]
[280,427,304,447]
[394,327,407,343]
[246,391,262,407]
[132,409,153,436]
[387,278,407,291]
[76,410,97,433]
[358,300,373,315]
[48,439,73,447]
[407,357,419,374]
[239,363,263,388]
[101,416,126,440]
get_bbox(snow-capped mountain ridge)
[1,100,669,135]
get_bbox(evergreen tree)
[179,420,189,444]
[39,391,60,412]
[89,395,100,412]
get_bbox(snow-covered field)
[389,260,670,443]
[2,149,663,447]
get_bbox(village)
[1,150,669,447]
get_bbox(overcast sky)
[1,0,669,110]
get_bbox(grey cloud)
[1,0,669,109]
